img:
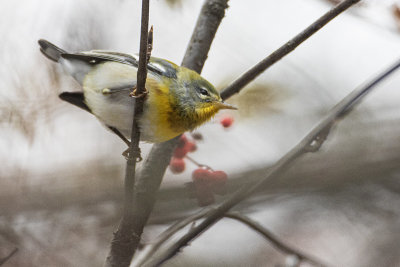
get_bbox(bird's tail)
[38,39,67,62]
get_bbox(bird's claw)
[129,86,148,99]
[122,147,143,162]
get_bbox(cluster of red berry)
[169,115,234,206]
[169,134,197,174]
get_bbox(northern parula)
[38,39,236,143]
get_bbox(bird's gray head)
[174,67,236,113]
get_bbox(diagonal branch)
[182,0,230,72]
[105,0,151,266]
[145,57,400,267]
[220,0,361,100]
[225,213,329,267]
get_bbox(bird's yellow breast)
[141,77,184,142]
[143,77,219,142]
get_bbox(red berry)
[169,157,185,173]
[177,134,188,148]
[173,146,188,158]
[211,171,228,184]
[209,171,228,195]
[192,168,212,183]
[220,116,234,128]
[192,169,220,206]
[185,141,197,152]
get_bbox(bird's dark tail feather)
[38,39,66,62]
[59,92,91,113]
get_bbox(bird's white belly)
[81,61,159,142]
[84,88,157,142]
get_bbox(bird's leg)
[122,148,130,159]
[108,126,143,161]
[108,126,130,146]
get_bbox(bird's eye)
[199,88,209,96]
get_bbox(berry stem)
[185,155,214,171]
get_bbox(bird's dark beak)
[215,101,238,110]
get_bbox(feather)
[59,92,91,112]
[38,39,66,62]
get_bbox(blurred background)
[1,0,400,266]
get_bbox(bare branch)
[225,213,329,267]
[105,0,150,266]
[220,0,361,100]
[146,57,400,266]
[182,0,229,73]
[0,248,18,266]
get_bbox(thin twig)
[132,209,211,267]
[185,155,214,171]
[146,57,400,266]
[220,0,361,100]
[225,213,328,267]
[105,0,150,266]
[0,248,18,266]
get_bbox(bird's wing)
[147,57,178,79]
[38,39,66,62]
[61,52,136,66]
[39,39,178,83]
[60,51,178,85]
[89,50,178,78]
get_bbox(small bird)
[38,39,236,144]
